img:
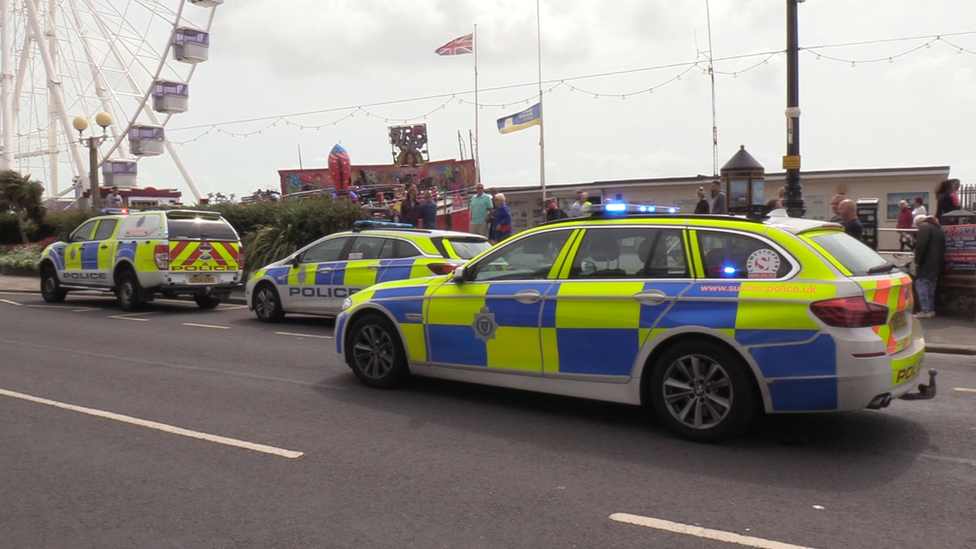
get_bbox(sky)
[129,0,976,202]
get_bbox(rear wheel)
[346,314,409,389]
[40,267,67,303]
[116,270,143,311]
[194,295,221,309]
[648,340,757,442]
[253,283,284,323]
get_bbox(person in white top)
[911,196,927,218]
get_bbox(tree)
[0,170,46,244]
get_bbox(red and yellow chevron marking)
[169,241,240,272]
[863,276,912,355]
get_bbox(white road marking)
[0,387,304,459]
[0,298,23,306]
[108,315,150,322]
[71,307,100,312]
[25,304,70,309]
[955,388,976,393]
[609,513,819,549]
[217,305,248,311]
[183,322,230,330]
[112,311,161,318]
[275,331,333,340]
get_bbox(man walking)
[710,180,727,214]
[468,183,493,238]
[913,214,946,319]
[419,191,438,229]
[829,195,844,223]
[570,191,589,217]
[839,199,863,241]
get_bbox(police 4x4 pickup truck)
[39,209,243,310]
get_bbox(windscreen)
[807,231,888,276]
[167,218,238,240]
[445,238,491,259]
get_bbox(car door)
[91,218,119,286]
[332,236,388,301]
[373,239,429,284]
[284,236,352,314]
[541,226,693,379]
[424,228,574,372]
[62,219,99,285]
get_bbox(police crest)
[472,305,497,342]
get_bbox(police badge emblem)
[296,267,307,284]
[472,305,497,342]
[69,247,76,260]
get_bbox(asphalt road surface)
[1,292,975,549]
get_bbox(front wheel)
[252,283,284,323]
[40,267,67,303]
[648,340,757,442]
[346,314,409,389]
[194,295,221,309]
[116,270,143,311]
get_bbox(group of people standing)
[468,183,513,244]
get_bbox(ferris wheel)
[0,0,221,203]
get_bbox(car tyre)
[40,267,67,303]
[116,269,143,311]
[253,283,284,323]
[346,314,409,389]
[195,294,221,309]
[648,340,756,442]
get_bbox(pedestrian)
[710,180,727,214]
[693,187,710,214]
[400,186,422,227]
[896,200,915,251]
[468,183,493,237]
[913,214,946,319]
[545,198,568,222]
[766,198,783,210]
[778,186,786,201]
[829,194,844,223]
[912,196,927,218]
[935,178,959,222]
[569,191,588,218]
[419,191,438,229]
[491,193,513,243]
[838,199,863,241]
[106,186,123,208]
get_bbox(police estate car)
[39,209,243,310]
[245,221,490,322]
[334,205,935,442]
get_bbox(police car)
[245,221,490,322]
[334,204,935,442]
[39,209,243,310]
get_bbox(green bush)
[0,245,42,271]
[0,209,97,245]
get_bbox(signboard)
[944,224,976,273]
[782,155,801,170]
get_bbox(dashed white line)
[275,331,333,340]
[955,388,976,393]
[183,322,230,330]
[25,304,70,309]
[0,298,23,306]
[112,311,161,318]
[71,307,100,313]
[0,387,303,459]
[609,513,819,549]
[217,305,248,311]
[108,315,150,322]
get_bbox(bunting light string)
[566,64,701,99]
[712,54,776,77]
[803,34,976,65]
[359,96,455,122]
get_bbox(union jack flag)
[435,33,473,56]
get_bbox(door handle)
[316,268,333,273]
[367,264,383,270]
[633,290,668,306]
[513,289,542,304]
[100,245,108,249]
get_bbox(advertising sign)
[944,224,976,273]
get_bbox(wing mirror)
[451,265,466,283]
[427,263,459,276]
[59,232,70,243]
[290,255,301,267]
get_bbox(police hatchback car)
[335,206,935,441]
[245,221,490,322]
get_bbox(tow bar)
[900,369,937,401]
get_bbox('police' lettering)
[171,265,237,272]
[65,272,107,280]
[287,287,362,298]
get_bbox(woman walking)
[490,193,513,243]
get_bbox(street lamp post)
[72,112,113,211]
[784,0,806,217]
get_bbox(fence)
[960,184,976,212]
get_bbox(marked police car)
[245,221,490,322]
[334,204,935,442]
[39,209,243,310]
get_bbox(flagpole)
[473,23,481,186]
[536,0,546,202]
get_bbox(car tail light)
[810,296,888,328]
[238,245,244,269]
[427,263,458,276]
[154,244,169,270]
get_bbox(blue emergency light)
[596,203,680,216]
[353,220,414,231]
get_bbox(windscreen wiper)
[867,261,896,274]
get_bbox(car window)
[71,220,98,242]
[93,219,118,241]
[806,231,888,276]
[468,230,572,282]
[301,237,349,263]
[698,231,791,279]
[393,240,423,258]
[167,219,238,240]
[376,239,397,259]
[444,238,491,260]
[569,228,688,279]
[347,237,384,260]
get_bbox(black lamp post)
[784,0,806,217]
[72,112,113,211]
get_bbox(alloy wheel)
[352,325,395,380]
[661,354,733,430]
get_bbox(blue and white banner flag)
[496,103,541,134]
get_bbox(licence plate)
[188,275,216,284]
[889,311,908,334]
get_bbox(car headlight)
[341,297,353,311]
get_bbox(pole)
[89,137,101,210]
[536,0,546,202]
[784,0,805,217]
[705,0,719,177]
[473,23,480,185]
[1,0,14,171]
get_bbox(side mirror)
[290,255,301,267]
[452,265,466,283]
[59,232,70,243]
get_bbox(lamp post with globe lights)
[72,112,113,210]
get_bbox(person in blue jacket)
[490,193,513,243]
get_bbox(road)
[1,291,974,549]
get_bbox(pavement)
[2,274,974,355]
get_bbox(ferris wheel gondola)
[0,0,219,204]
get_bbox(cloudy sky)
[136,0,975,201]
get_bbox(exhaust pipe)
[868,393,892,409]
